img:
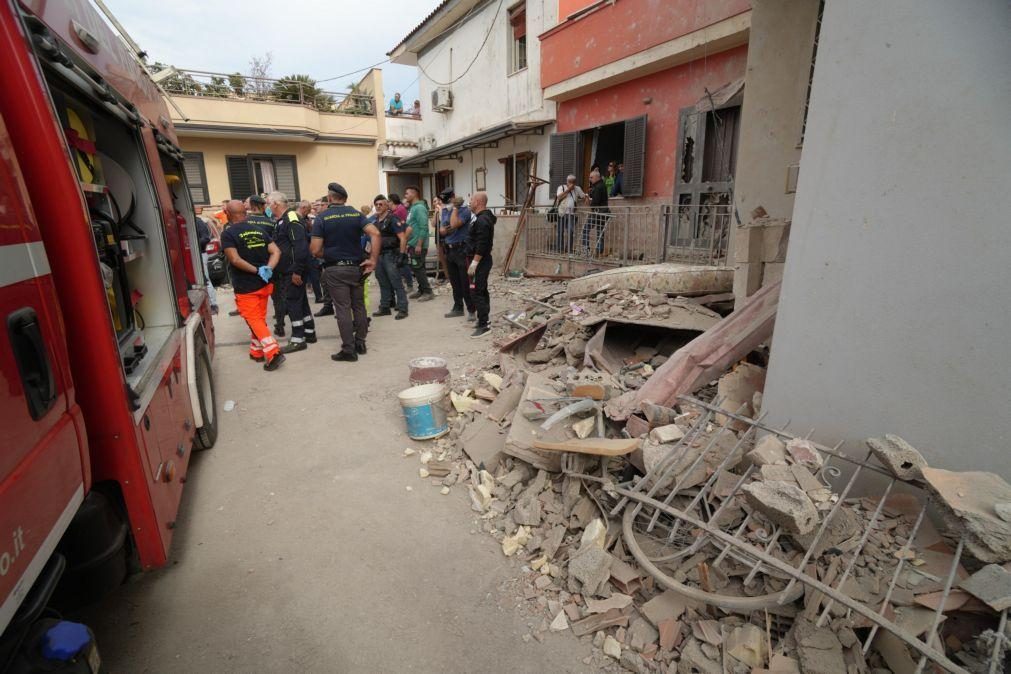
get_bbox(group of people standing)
[212,181,495,372]
[553,160,623,254]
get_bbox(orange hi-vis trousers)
[235,284,280,360]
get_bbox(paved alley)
[79,284,588,673]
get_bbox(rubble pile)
[403,276,1011,673]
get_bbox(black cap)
[248,194,265,206]
[438,187,455,201]
[328,182,348,199]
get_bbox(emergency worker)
[219,200,285,371]
[268,192,317,354]
[247,194,286,335]
[310,183,380,362]
[437,187,475,321]
[370,194,409,320]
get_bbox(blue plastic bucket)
[398,383,449,440]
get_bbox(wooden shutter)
[622,115,647,197]
[182,152,209,205]
[272,156,300,201]
[509,4,526,39]
[549,131,580,195]
[226,155,253,200]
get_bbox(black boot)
[304,333,318,344]
[314,305,334,317]
[331,350,358,362]
[355,342,368,355]
[274,325,286,337]
[280,341,307,354]
[444,308,465,318]
[372,308,392,317]
[395,310,408,320]
[263,353,286,371]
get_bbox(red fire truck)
[0,0,218,669]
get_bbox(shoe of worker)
[274,325,286,337]
[228,309,240,317]
[263,353,286,371]
[444,308,465,318]
[409,290,422,299]
[470,325,491,339]
[280,341,307,354]
[355,342,367,355]
[466,312,477,323]
[331,350,358,362]
[417,292,434,302]
[372,308,392,317]
[305,334,318,344]
[314,305,334,317]
[395,310,408,320]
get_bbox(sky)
[101,0,430,103]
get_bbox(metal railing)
[159,68,376,116]
[526,203,731,268]
[661,201,731,265]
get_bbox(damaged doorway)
[670,82,742,264]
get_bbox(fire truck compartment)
[45,80,178,388]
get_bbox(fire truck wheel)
[194,339,218,450]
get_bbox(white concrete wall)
[415,0,556,146]
[430,132,553,206]
[761,0,1011,477]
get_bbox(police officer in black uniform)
[310,183,380,362]
[268,192,317,354]
[247,194,287,336]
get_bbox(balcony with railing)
[524,202,730,277]
[162,69,380,142]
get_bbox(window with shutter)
[622,115,647,197]
[508,2,527,73]
[549,132,580,194]
[182,152,209,205]
[226,155,253,200]
[271,156,299,201]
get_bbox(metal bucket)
[408,356,449,386]
[398,383,450,440]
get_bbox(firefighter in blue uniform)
[268,192,316,354]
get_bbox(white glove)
[467,259,478,276]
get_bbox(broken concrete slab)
[648,424,685,444]
[571,416,595,439]
[866,434,927,480]
[566,263,733,299]
[959,564,1011,611]
[512,496,542,526]
[607,280,779,420]
[657,618,679,651]
[793,618,846,674]
[716,362,767,426]
[602,634,622,659]
[748,434,787,466]
[502,373,565,472]
[676,638,722,674]
[639,590,689,627]
[725,623,767,668]
[460,417,506,470]
[485,380,524,422]
[549,611,568,632]
[785,438,823,469]
[742,480,820,535]
[568,545,613,596]
[628,617,658,653]
[921,467,1011,563]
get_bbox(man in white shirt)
[555,174,586,253]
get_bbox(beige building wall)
[179,136,380,208]
[730,0,821,304]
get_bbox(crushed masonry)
[395,273,1010,674]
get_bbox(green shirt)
[406,202,430,247]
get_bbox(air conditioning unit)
[431,87,453,112]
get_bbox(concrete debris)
[959,564,1011,611]
[921,467,1011,563]
[602,634,622,659]
[866,434,927,480]
[406,276,1010,674]
[747,434,787,466]
[741,480,820,535]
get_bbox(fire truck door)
[0,111,86,633]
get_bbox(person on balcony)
[554,174,585,254]
[388,92,403,115]
[408,99,421,116]
[584,169,610,255]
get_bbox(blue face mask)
[265,207,273,218]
